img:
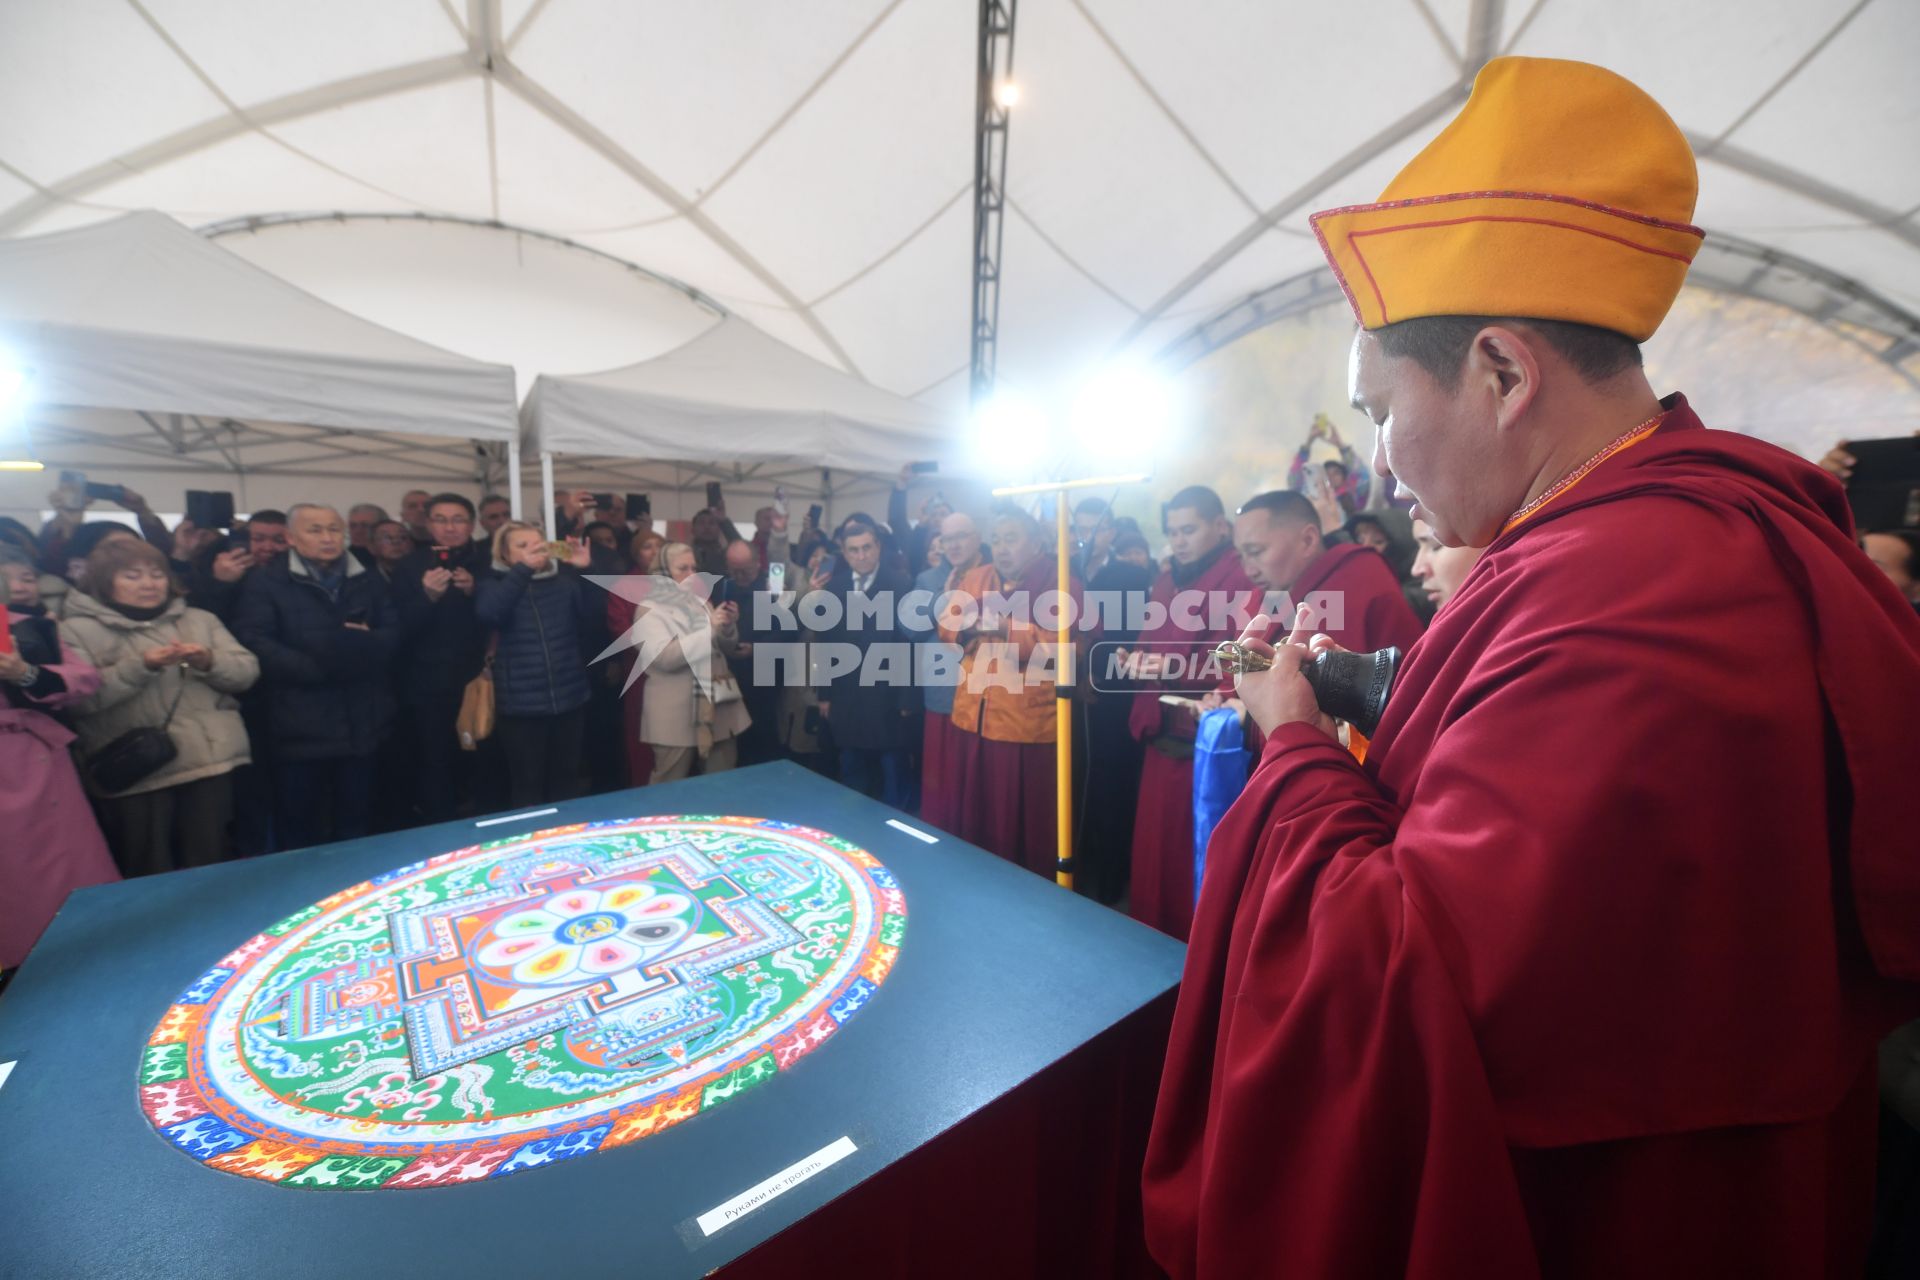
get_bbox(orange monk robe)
[940,555,1094,877]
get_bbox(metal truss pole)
[970,0,1017,407]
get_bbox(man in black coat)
[816,516,914,807]
[233,503,399,850]
[388,494,490,825]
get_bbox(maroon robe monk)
[1145,400,1920,1277]
[1234,488,1425,654]
[1127,488,1258,939]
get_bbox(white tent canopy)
[523,315,956,470]
[0,0,1914,416]
[0,211,518,440]
[1,1,1915,535]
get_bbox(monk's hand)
[1234,605,1336,739]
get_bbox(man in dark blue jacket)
[389,494,490,824]
[816,516,914,806]
[233,503,399,850]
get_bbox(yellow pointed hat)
[1310,57,1702,341]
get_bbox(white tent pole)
[507,439,523,521]
[540,451,556,534]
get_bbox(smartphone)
[908,460,939,475]
[58,469,86,493]
[625,493,650,521]
[85,481,125,504]
[590,492,616,515]
[186,489,235,530]
[773,485,788,517]
[806,502,824,528]
[1844,437,1920,530]
[767,561,786,597]
[817,554,840,581]
[434,546,454,565]
[706,481,724,511]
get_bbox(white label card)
[695,1136,858,1238]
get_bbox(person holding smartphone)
[232,503,400,850]
[474,522,598,807]
[388,494,491,825]
[37,472,171,576]
[690,484,745,578]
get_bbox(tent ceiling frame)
[0,53,474,234]
[970,0,1017,407]
[0,0,1911,398]
[21,455,487,485]
[242,448,476,478]
[1155,231,1920,396]
[136,410,184,451]
[1109,0,1507,351]
[200,211,729,316]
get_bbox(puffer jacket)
[232,550,399,761]
[57,591,260,796]
[474,561,599,717]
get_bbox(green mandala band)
[138,816,905,1189]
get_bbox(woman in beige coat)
[635,542,749,782]
[58,538,259,875]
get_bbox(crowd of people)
[2,447,1915,974]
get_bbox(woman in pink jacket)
[0,544,119,973]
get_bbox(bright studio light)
[994,80,1021,109]
[1068,363,1173,471]
[0,367,23,407]
[972,388,1053,469]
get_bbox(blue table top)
[0,761,1185,1278]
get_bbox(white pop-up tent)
[0,211,522,513]
[521,314,962,522]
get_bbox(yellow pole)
[1055,486,1073,890]
[991,474,1148,894]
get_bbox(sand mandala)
[137,816,905,1189]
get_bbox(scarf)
[1169,538,1231,588]
[107,599,169,622]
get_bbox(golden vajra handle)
[1212,640,1273,675]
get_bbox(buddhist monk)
[941,504,1091,876]
[1125,486,1259,940]
[1145,57,1920,1279]
[1410,516,1484,612]
[1231,489,1424,652]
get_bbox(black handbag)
[88,664,189,794]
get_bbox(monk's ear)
[1468,325,1541,431]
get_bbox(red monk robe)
[1284,540,1425,654]
[1127,545,1258,939]
[1143,397,1920,1278]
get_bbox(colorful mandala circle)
[137,816,906,1189]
